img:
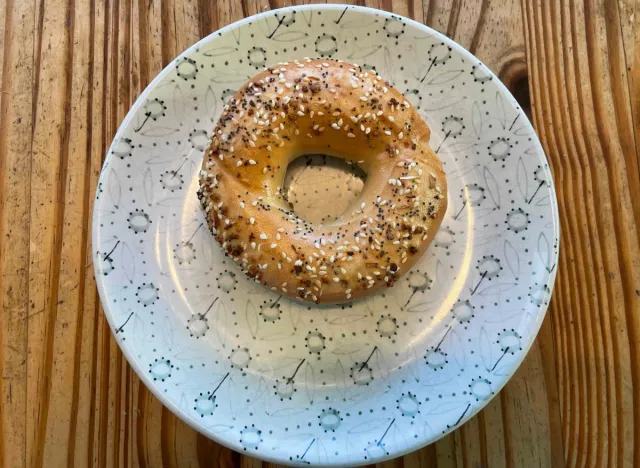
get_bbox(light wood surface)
[0,0,638,466]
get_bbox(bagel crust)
[198,59,447,304]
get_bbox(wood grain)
[0,0,638,467]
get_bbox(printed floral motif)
[93,5,559,466]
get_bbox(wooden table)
[0,0,638,466]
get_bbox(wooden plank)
[143,390,166,467]
[538,312,567,465]
[477,397,506,468]
[423,0,455,34]
[240,0,265,18]
[40,0,93,465]
[71,2,108,466]
[240,454,264,468]
[375,458,404,467]
[617,0,640,197]
[434,431,463,467]
[399,443,438,468]
[500,341,553,466]
[458,415,483,468]
[25,0,75,465]
[0,0,36,467]
[198,433,241,467]
[523,0,640,467]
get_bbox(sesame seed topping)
[198,59,446,304]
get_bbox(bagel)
[198,58,447,304]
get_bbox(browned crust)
[198,59,447,304]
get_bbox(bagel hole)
[283,154,367,225]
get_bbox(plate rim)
[92,4,560,466]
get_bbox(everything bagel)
[198,59,447,304]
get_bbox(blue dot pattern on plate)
[93,5,559,466]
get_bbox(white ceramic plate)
[93,5,559,466]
